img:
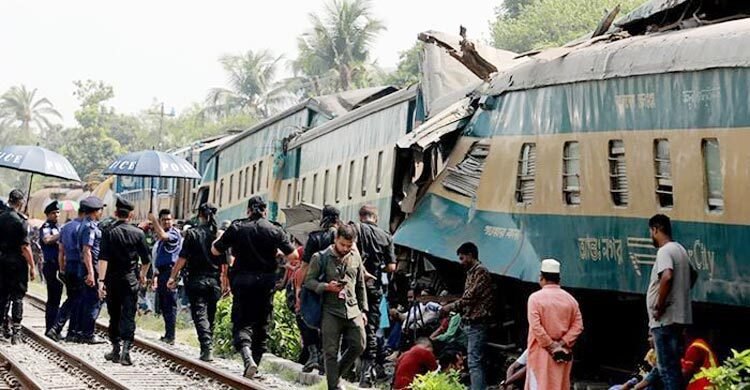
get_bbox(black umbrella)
[102,150,201,212]
[0,145,81,213]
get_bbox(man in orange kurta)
[525,259,584,390]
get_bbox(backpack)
[300,253,330,330]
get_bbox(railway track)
[8,293,271,390]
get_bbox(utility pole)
[149,102,175,150]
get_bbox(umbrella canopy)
[0,145,80,181]
[282,203,323,246]
[102,150,201,179]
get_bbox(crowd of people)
[0,187,720,390]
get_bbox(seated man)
[502,349,528,390]
[393,337,438,390]
[682,330,717,390]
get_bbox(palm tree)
[293,0,385,93]
[205,50,295,119]
[0,85,62,134]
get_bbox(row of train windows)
[515,138,724,212]
[287,151,385,207]
[217,161,268,207]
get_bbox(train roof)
[214,86,397,154]
[287,86,419,150]
[487,16,750,97]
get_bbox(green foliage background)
[698,349,750,389]
[409,370,466,390]
[213,291,302,361]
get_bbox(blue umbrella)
[102,150,201,212]
[0,145,81,213]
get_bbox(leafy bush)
[212,291,302,361]
[409,370,466,390]
[698,349,750,389]
[267,290,302,361]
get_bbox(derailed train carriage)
[394,0,750,376]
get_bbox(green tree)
[499,0,536,18]
[0,85,61,135]
[60,126,122,180]
[293,0,385,94]
[490,0,642,53]
[385,43,423,88]
[205,50,294,119]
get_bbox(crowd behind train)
[0,187,719,390]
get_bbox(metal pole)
[150,177,155,214]
[159,103,164,151]
[24,173,33,215]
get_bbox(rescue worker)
[297,205,341,373]
[353,204,396,386]
[212,196,298,378]
[150,208,181,345]
[98,197,151,365]
[304,224,368,390]
[46,208,86,342]
[0,189,36,344]
[76,196,106,344]
[167,203,227,362]
[40,201,62,333]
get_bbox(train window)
[562,141,581,205]
[219,179,224,207]
[376,151,384,193]
[362,155,369,197]
[702,138,724,212]
[335,165,342,203]
[323,169,330,205]
[348,160,355,200]
[228,175,234,203]
[244,167,250,197]
[515,143,536,205]
[238,170,243,200]
[286,183,292,207]
[301,177,307,202]
[251,164,257,195]
[608,140,629,206]
[312,173,318,204]
[654,139,673,208]
[257,161,264,191]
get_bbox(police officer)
[98,197,151,365]
[353,204,396,387]
[0,189,36,344]
[149,209,182,345]
[76,196,106,344]
[46,208,85,342]
[167,203,227,362]
[40,201,62,333]
[212,196,298,378]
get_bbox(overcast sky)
[1,0,498,126]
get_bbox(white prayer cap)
[540,258,561,274]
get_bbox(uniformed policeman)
[98,197,151,365]
[167,202,227,362]
[297,205,341,373]
[76,196,106,344]
[46,208,85,342]
[40,201,62,333]
[211,196,298,378]
[353,204,396,387]
[149,209,182,345]
[0,189,37,344]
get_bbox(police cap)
[8,189,24,203]
[247,195,267,211]
[80,196,105,211]
[115,196,134,212]
[44,201,60,214]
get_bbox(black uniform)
[40,218,61,332]
[354,221,396,361]
[179,223,226,350]
[0,208,31,335]
[213,215,295,364]
[100,220,151,344]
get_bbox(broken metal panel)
[396,97,474,151]
[441,139,490,198]
[488,18,750,97]
[615,0,693,30]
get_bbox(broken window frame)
[702,138,724,213]
[562,141,581,206]
[515,143,536,205]
[654,139,674,208]
[608,139,629,207]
